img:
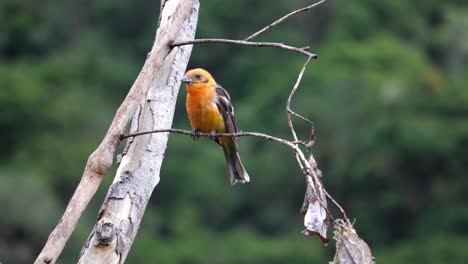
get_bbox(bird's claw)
[208,130,218,141]
[191,129,200,141]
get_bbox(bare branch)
[123,128,297,149]
[277,38,348,244]
[287,56,314,141]
[123,128,311,180]
[172,39,317,58]
[245,0,329,41]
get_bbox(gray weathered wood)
[77,2,199,263]
[34,1,198,263]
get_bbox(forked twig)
[286,56,314,141]
[288,109,314,126]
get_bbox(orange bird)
[182,68,250,185]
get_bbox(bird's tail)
[222,140,250,185]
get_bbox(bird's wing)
[215,84,238,134]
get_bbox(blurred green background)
[1,0,468,263]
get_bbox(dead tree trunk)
[77,2,199,263]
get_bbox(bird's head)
[181,68,216,88]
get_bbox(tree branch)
[245,0,329,41]
[287,56,314,141]
[171,39,317,58]
[123,128,311,182]
[123,128,301,149]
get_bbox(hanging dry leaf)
[301,169,329,244]
[331,220,374,264]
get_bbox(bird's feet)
[191,129,200,141]
[208,130,218,141]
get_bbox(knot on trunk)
[95,221,115,246]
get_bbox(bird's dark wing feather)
[215,84,249,184]
[215,84,238,133]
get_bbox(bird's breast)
[186,92,225,133]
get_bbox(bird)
[181,68,250,185]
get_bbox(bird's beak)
[181,76,193,83]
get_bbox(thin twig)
[171,39,317,58]
[126,130,316,147]
[124,128,312,178]
[284,56,314,180]
[281,47,351,233]
[123,128,311,178]
[292,140,311,147]
[123,129,296,149]
[324,189,349,221]
[288,109,314,126]
[286,56,314,141]
[245,0,329,41]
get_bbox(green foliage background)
[1,0,468,263]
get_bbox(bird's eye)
[195,74,201,79]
